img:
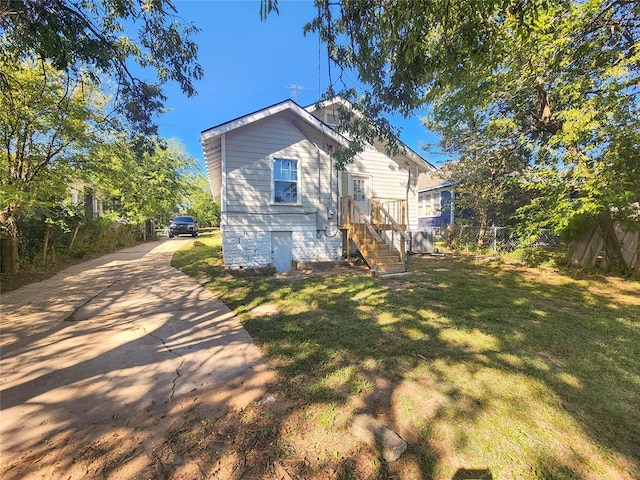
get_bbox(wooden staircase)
[340,196,409,275]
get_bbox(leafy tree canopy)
[185,174,220,227]
[0,56,115,274]
[266,0,639,263]
[90,135,197,224]
[0,57,199,274]
[1,0,203,135]
[1,58,110,220]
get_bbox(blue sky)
[157,0,444,170]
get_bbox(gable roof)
[200,98,437,201]
[305,97,436,172]
[418,171,453,192]
[200,99,350,201]
[201,99,348,148]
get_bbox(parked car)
[168,216,198,237]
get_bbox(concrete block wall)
[222,228,342,270]
[292,231,342,263]
[222,229,272,269]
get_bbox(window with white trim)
[273,158,299,204]
[353,178,366,201]
[325,110,339,127]
[418,192,441,217]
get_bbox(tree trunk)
[597,211,626,271]
[69,221,81,250]
[477,210,488,246]
[43,227,51,266]
[635,229,640,273]
[1,223,19,276]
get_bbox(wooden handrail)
[341,196,384,244]
[341,195,408,271]
[374,199,407,264]
[374,200,410,241]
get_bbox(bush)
[69,219,140,257]
[517,246,550,267]
[3,217,147,292]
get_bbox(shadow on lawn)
[219,255,639,479]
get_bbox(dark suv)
[168,216,198,237]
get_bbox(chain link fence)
[410,225,560,253]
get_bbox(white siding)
[221,111,341,269]
[202,136,222,201]
[292,230,342,263]
[222,227,341,269]
[310,103,425,230]
[344,148,421,230]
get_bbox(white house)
[200,98,435,274]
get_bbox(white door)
[271,231,292,272]
[351,175,371,219]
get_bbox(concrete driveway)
[0,238,274,479]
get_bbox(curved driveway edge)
[0,238,275,478]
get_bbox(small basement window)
[273,158,299,204]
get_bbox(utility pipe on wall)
[291,119,322,206]
[405,162,411,229]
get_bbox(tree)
[90,136,196,227]
[1,0,203,136]
[0,58,110,275]
[185,174,220,227]
[434,114,531,243]
[266,0,640,269]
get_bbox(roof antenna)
[287,83,308,101]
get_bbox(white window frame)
[272,158,301,205]
[324,110,339,127]
[419,191,442,218]
[353,177,366,202]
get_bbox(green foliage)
[1,0,203,135]
[0,57,197,275]
[0,58,109,230]
[292,0,640,268]
[68,218,141,258]
[2,215,143,291]
[435,121,532,231]
[185,174,221,227]
[90,136,197,224]
[515,246,550,267]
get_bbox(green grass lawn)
[173,231,640,479]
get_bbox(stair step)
[357,238,389,247]
[354,238,389,249]
[375,263,405,275]
[377,255,401,264]
[365,245,391,253]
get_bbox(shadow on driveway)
[1,239,274,479]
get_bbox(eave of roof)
[418,182,453,193]
[200,99,349,148]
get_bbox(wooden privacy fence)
[569,223,639,271]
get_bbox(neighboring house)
[200,98,435,274]
[69,183,105,219]
[416,171,454,229]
